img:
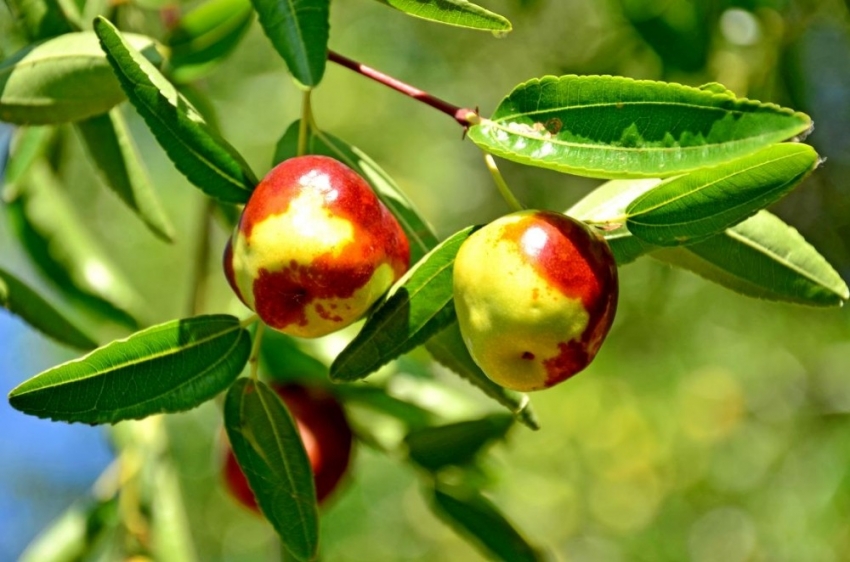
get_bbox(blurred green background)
[2,0,850,560]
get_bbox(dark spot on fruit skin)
[241,156,409,332]
[521,351,535,360]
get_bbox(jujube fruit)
[452,210,618,391]
[223,383,354,509]
[224,155,410,338]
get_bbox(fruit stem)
[484,153,524,212]
[327,50,480,128]
[248,321,266,380]
[297,90,313,157]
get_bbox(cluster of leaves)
[2,0,848,559]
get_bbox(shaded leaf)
[261,328,328,383]
[405,413,513,471]
[372,0,511,32]
[654,211,849,306]
[93,17,257,203]
[331,226,476,383]
[76,109,176,242]
[333,385,434,429]
[0,31,161,124]
[8,315,251,424]
[430,484,541,562]
[224,378,318,561]
[626,143,819,246]
[249,0,329,87]
[2,125,52,192]
[426,322,539,430]
[6,0,76,41]
[467,75,812,179]
[566,178,662,265]
[0,265,98,349]
[274,120,438,263]
[165,0,254,83]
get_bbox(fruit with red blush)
[223,383,354,510]
[223,155,410,337]
[452,210,618,391]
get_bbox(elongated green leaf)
[405,414,513,471]
[6,0,76,41]
[8,160,149,326]
[0,31,161,124]
[93,17,257,203]
[430,484,541,562]
[19,498,118,562]
[372,0,511,32]
[165,0,254,83]
[654,211,849,306]
[76,109,176,242]
[331,226,476,383]
[150,459,199,562]
[426,322,539,430]
[261,328,328,383]
[249,0,329,87]
[467,75,812,179]
[627,143,819,246]
[274,120,439,263]
[566,178,662,265]
[2,125,53,199]
[224,378,318,561]
[0,266,98,349]
[333,385,434,429]
[8,314,251,424]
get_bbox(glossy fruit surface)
[453,210,618,391]
[224,155,410,337]
[223,383,353,509]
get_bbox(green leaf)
[8,160,150,326]
[430,484,541,562]
[426,322,539,430]
[654,211,849,306]
[150,459,199,562]
[566,178,662,265]
[224,378,319,561]
[333,385,434,429]
[261,328,328,383]
[249,0,329,87]
[467,75,812,179]
[626,143,819,246]
[6,0,76,41]
[0,31,162,124]
[405,413,513,471]
[0,266,98,349]
[18,498,119,562]
[93,17,257,203]
[2,125,53,196]
[76,109,176,242]
[372,0,511,32]
[8,314,251,424]
[274,120,439,263]
[331,226,476,383]
[165,0,254,84]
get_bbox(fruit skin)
[453,210,618,392]
[224,155,410,338]
[223,383,354,509]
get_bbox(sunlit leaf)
[2,125,53,199]
[331,226,476,383]
[249,0,329,87]
[372,0,511,32]
[274,120,439,263]
[0,31,161,124]
[468,75,812,179]
[626,143,819,245]
[8,315,251,424]
[76,109,176,242]
[150,459,199,562]
[224,378,318,561]
[0,266,98,349]
[426,322,539,430]
[654,211,849,306]
[430,484,541,562]
[165,0,254,83]
[405,413,513,471]
[93,17,257,203]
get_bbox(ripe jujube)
[224,155,410,338]
[452,210,618,392]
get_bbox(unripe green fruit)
[224,155,410,337]
[453,210,618,391]
[223,383,353,509]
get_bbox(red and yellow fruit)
[223,383,353,509]
[224,155,410,338]
[453,210,618,391]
